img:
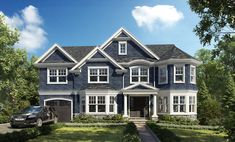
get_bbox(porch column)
[123,94,128,118]
[152,94,158,120]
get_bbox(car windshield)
[20,107,42,113]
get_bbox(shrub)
[122,122,141,142]
[73,114,125,123]
[0,115,9,124]
[0,124,61,142]
[147,122,180,142]
[158,115,199,125]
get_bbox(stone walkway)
[136,123,161,142]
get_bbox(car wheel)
[36,118,43,127]
[54,117,58,124]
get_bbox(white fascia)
[34,43,78,64]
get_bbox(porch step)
[129,118,148,124]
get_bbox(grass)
[168,128,227,142]
[28,126,125,142]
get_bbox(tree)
[222,73,235,110]
[188,0,235,45]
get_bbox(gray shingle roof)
[63,46,95,62]
[62,44,194,63]
[146,44,195,60]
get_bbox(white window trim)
[174,65,185,83]
[173,95,186,113]
[47,68,68,84]
[118,41,127,55]
[158,66,168,84]
[189,96,196,113]
[88,66,109,83]
[130,66,149,84]
[190,65,196,84]
[86,95,117,115]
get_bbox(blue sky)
[0,0,212,57]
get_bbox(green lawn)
[28,126,125,142]
[168,128,227,142]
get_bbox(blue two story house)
[34,28,201,122]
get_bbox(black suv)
[10,106,57,127]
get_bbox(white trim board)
[34,43,78,64]
[43,98,73,121]
[100,27,160,60]
[70,47,126,72]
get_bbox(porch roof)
[121,83,159,95]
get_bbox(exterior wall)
[74,61,123,90]
[104,40,153,62]
[39,68,74,91]
[44,50,71,63]
[156,64,197,90]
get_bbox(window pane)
[180,105,186,112]
[110,96,115,104]
[50,77,57,82]
[109,105,114,112]
[90,76,98,82]
[176,66,183,74]
[89,96,96,104]
[59,69,66,75]
[132,68,138,75]
[180,96,185,104]
[176,75,183,81]
[49,69,57,76]
[89,105,96,112]
[59,76,66,82]
[98,96,105,104]
[132,77,138,82]
[140,77,148,82]
[90,69,97,75]
[173,96,178,104]
[99,69,107,75]
[99,76,107,82]
[98,105,105,112]
[173,105,178,112]
[140,68,148,75]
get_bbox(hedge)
[122,122,141,142]
[73,114,125,123]
[147,122,180,142]
[0,124,62,142]
[158,115,199,125]
[0,115,9,124]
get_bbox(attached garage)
[44,98,72,122]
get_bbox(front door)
[130,96,149,117]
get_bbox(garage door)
[45,100,71,122]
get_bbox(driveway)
[0,123,21,134]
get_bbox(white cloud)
[1,5,47,52]
[132,5,184,31]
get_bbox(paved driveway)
[0,123,21,134]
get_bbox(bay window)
[130,67,149,83]
[158,66,168,84]
[174,65,185,83]
[88,67,109,83]
[47,68,67,84]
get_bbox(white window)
[98,96,105,112]
[130,67,149,83]
[109,96,115,112]
[47,68,67,84]
[118,41,127,55]
[174,65,185,83]
[158,66,168,84]
[158,96,168,113]
[190,65,196,84]
[88,67,109,83]
[89,96,96,112]
[173,96,186,113]
[189,96,196,112]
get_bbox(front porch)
[121,83,159,120]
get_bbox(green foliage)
[0,124,60,142]
[158,115,199,125]
[222,73,235,110]
[0,15,39,117]
[223,111,235,141]
[198,98,222,126]
[73,114,125,123]
[188,0,235,45]
[122,122,141,142]
[147,121,180,142]
[0,115,9,123]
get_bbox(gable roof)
[34,43,78,64]
[100,27,160,60]
[146,44,195,60]
[122,83,159,91]
[70,47,126,72]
